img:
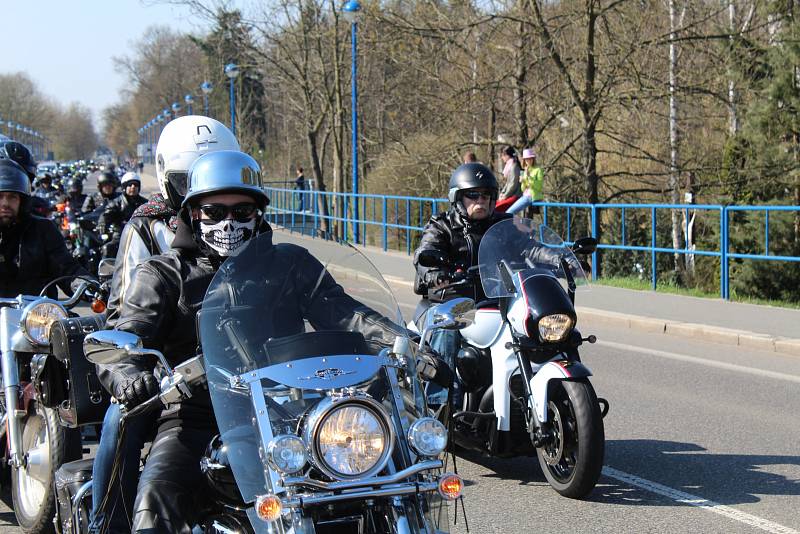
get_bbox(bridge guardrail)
[263,187,800,300]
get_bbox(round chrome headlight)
[21,300,68,346]
[408,417,447,457]
[266,435,307,475]
[305,397,394,480]
[538,314,574,342]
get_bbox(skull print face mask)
[199,218,257,256]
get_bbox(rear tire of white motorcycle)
[11,402,80,534]
[536,379,604,499]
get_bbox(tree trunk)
[669,0,684,278]
[513,17,529,147]
[306,129,329,233]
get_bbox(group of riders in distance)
[0,114,606,534]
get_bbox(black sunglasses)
[462,190,493,200]
[199,203,259,222]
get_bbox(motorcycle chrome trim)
[284,480,440,508]
[283,459,443,491]
[302,395,395,481]
[72,479,92,534]
[529,361,593,423]
[237,354,382,391]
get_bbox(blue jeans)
[89,403,153,533]
[506,193,532,215]
[425,327,461,407]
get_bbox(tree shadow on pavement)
[594,439,800,506]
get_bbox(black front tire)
[11,402,81,534]
[536,379,604,499]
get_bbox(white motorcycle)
[416,219,608,498]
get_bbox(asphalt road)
[1,178,797,532]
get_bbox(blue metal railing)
[264,187,800,300]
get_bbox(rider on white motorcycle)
[412,163,511,403]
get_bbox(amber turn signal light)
[437,472,464,500]
[255,494,282,522]
[91,300,106,314]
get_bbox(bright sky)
[4,1,209,123]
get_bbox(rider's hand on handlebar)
[416,348,453,388]
[118,373,161,411]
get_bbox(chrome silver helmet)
[183,150,269,208]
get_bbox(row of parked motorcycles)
[0,217,608,533]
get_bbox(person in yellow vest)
[506,147,544,217]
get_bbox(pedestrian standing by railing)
[496,145,521,213]
[295,166,306,211]
[507,148,544,217]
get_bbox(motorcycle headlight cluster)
[538,314,574,342]
[305,397,393,480]
[408,417,447,457]
[20,300,68,346]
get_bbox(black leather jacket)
[0,213,89,299]
[100,193,147,229]
[82,191,120,215]
[413,209,511,303]
[98,220,406,424]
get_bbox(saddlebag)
[54,458,94,534]
[49,315,110,427]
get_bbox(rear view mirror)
[432,297,476,330]
[83,330,142,365]
[572,237,597,255]
[98,259,116,279]
[417,250,449,269]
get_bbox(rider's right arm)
[412,217,449,295]
[97,259,179,398]
[81,194,94,214]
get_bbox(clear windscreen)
[199,227,424,512]
[478,219,589,298]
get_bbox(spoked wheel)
[12,402,80,534]
[536,379,604,499]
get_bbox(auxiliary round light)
[21,300,68,345]
[266,435,307,475]
[255,494,282,522]
[407,417,447,457]
[437,473,464,501]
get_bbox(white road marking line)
[596,339,800,384]
[603,467,799,534]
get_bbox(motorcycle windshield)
[199,228,425,514]
[478,219,589,298]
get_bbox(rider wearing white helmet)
[90,116,239,533]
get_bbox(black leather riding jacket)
[413,209,511,303]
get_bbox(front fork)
[1,349,24,468]
[512,349,552,447]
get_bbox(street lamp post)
[343,0,362,243]
[225,63,240,136]
[184,94,194,115]
[201,81,213,117]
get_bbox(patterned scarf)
[131,193,178,231]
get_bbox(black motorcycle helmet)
[447,162,499,219]
[97,171,118,196]
[67,178,83,194]
[0,160,32,213]
[0,141,37,180]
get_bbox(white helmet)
[155,115,240,209]
[120,171,141,187]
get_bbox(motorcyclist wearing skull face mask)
[89,116,240,533]
[97,150,410,532]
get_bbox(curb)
[576,306,800,357]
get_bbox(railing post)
[721,207,729,299]
[313,191,319,232]
[406,198,411,255]
[765,210,770,255]
[382,196,388,251]
[591,205,598,281]
[651,207,657,291]
[621,207,626,247]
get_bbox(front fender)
[530,361,592,423]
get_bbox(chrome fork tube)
[1,348,23,468]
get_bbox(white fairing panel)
[460,309,503,348]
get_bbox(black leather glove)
[117,373,161,410]
[416,350,453,388]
